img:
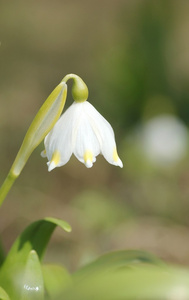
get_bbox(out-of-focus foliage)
[1,217,189,300]
[98,0,189,131]
[64,264,189,300]
[42,264,72,299]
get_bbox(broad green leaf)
[21,250,44,300]
[42,264,72,299]
[0,287,10,300]
[73,249,164,281]
[64,265,189,300]
[0,217,71,299]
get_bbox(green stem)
[0,172,17,207]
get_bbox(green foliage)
[59,250,189,300]
[3,217,189,300]
[0,287,10,300]
[0,218,71,300]
[3,238,189,300]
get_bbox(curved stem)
[62,74,88,102]
[62,73,77,82]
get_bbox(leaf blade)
[21,250,44,300]
[0,217,71,299]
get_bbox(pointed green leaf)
[21,250,44,300]
[42,264,72,299]
[44,217,71,233]
[0,287,10,300]
[0,217,71,299]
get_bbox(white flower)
[41,101,123,171]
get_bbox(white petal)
[44,102,79,167]
[73,108,100,166]
[82,102,123,168]
[46,150,61,171]
[85,159,93,168]
[47,160,56,172]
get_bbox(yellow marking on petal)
[51,150,61,166]
[113,148,119,162]
[84,150,93,164]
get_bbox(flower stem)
[0,172,17,207]
[62,74,88,102]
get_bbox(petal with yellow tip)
[47,150,61,172]
[83,150,93,168]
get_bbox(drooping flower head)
[41,101,123,171]
[41,74,123,171]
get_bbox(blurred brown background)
[1,0,189,271]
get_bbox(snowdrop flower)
[41,100,123,171]
[0,74,122,206]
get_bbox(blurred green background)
[1,0,189,271]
